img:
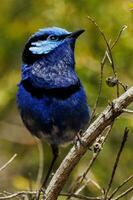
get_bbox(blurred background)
[0,0,133,199]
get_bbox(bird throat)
[28,41,79,89]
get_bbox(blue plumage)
[17,27,90,146]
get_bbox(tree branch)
[45,86,133,200]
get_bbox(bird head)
[21,27,84,89]
[22,27,84,65]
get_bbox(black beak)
[68,29,85,39]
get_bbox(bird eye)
[47,35,59,41]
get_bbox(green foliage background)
[0,0,132,199]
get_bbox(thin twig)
[122,109,133,114]
[104,127,129,198]
[118,81,128,92]
[87,16,116,76]
[111,25,127,48]
[80,125,113,182]
[89,58,104,123]
[0,154,17,172]
[74,180,90,195]
[67,155,98,199]
[88,17,128,98]
[60,193,101,200]
[90,179,103,193]
[0,191,36,199]
[113,185,133,200]
[68,125,113,200]
[109,174,133,199]
[89,22,126,123]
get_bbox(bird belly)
[17,84,90,145]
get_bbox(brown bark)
[45,87,133,200]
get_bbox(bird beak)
[68,29,85,39]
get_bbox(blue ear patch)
[29,40,63,54]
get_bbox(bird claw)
[74,130,87,148]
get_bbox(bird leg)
[36,144,59,199]
[42,144,59,188]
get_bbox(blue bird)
[17,27,90,188]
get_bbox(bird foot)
[74,130,87,148]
